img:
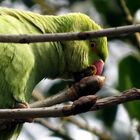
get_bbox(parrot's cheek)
[93,59,104,75]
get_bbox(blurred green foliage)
[118,55,140,90]
[96,106,118,128]
[125,0,140,15]
[95,88,120,128]
[91,0,124,26]
[91,0,140,26]
[22,0,34,8]
[118,55,140,120]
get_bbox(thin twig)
[119,0,133,23]
[66,117,112,140]
[35,118,74,140]
[32,90,111,140]
[0,88,139,119]
[30,89,69,108]
[30,76,105,108]
[0,24,139,43]
[32,90,45,101]
[119,0,140,48]
[32,92,74,140]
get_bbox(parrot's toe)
[73,65,97,82]
[15,102,33,123]
[15,102,29,109]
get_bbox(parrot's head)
[70,36,108,81]
[88,36,108,76]
[61,13,108,80]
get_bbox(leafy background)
[0,0,140,140]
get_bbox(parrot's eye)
[90,41,97,52]
[90,41,96,47]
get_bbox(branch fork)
[0,76,140,119]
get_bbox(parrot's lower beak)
[73,60,104,81]
[93,59,104,75]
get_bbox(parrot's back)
[0,8,47,140]
[0,10,34,140]
[0,7,63,108]
[0,7,67,140]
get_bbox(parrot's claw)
[15,102,33,123]
[15,102,29,109]
[73,65,97,82]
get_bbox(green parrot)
[0,7,108,140]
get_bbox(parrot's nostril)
[93,59,104,75]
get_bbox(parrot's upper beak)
[73,59,104,81]
[93,59,104,75]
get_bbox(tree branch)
[0,24,139,43]
[30,76,105,108]
[0,88,139,119]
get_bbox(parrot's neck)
[31,42,66,82]
[29,15,77,82]
[30,15,88,82]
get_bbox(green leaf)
[118,54,140,120]
[118,54,140,89]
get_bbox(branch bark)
[30,76,105,108]
[0,88,139,119]
[0,24,139,43]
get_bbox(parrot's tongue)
[93,59,104,75]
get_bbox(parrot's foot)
[15,102,33,123]
[71,95,97,115]
[73,65,97,82]
[15,102,29,108]
[0,102,32,131]
[15,101,30,109]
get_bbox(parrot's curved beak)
[93,59,104,75]
[73,60,104,81]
